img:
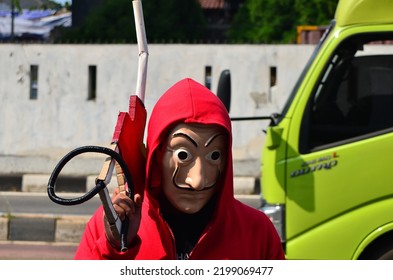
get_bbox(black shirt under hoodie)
[160,194,217,260]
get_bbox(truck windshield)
[300,32,393,152]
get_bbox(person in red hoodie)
[74,78,285,260]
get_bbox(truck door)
[285,32,393,259]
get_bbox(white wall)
[0,43,315,175]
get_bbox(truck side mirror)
[217,69,231,113]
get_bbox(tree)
[144,0,207,43]
[295,0,337,25]
[58,0,206,43]
[11,0,22,39]
[228,0,338,43]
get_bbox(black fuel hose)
[47,145,134,251]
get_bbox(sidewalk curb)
[1,214,90,244]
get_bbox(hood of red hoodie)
[145,78,234,212]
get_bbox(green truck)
[260,0,393,259]
[219,0,393,259]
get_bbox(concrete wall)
[0,43,315,178]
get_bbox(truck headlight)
[260,203,286,243]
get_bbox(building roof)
[0,9,71,40]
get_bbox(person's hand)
[104,187,142,250]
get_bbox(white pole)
[132,0,148,103]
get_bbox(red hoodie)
[74,78,285,260]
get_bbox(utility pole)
[10,0,14,40]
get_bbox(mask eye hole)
[174,149,192,162]
[206,150,221,162]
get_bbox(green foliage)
[12,0,22,13]
[295,0,337,25]
[59,0,206,43]
[143,0,206,42]
[228,0,338,43]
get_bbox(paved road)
[0,191,101,217]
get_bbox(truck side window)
[302,34,393,152]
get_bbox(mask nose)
[185,157,213,191]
